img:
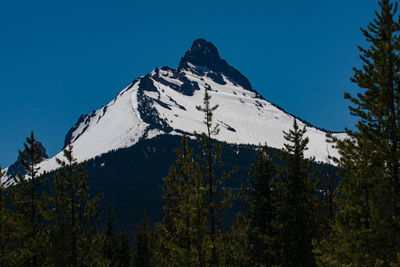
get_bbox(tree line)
[1,0,400,265]
[0,133,133,266]
[133,1,400,265]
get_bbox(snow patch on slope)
[147,67,345,162]
[26,81,151,177]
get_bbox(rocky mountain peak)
[179,39,221,69]
[179,39,254,91]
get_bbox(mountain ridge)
[4,38,346,180]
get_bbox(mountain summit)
[5,39,345,179]
[179,39,221,69]
[179,39,253,91]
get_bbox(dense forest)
[1,0,400,266]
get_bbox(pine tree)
[113,228,132,267]
[0,165,15,267]
[156,88,235,266]
[46,144,104,266]
[221,214,251,267]
[278,119,320,267]
[155,135,208,266]
[316,1,400,265]
[196,87,219,265]
[241,145,279,266]
[103,206,118,265]
[103,206,132,267]
[10,131,48,266]
[319,155,338,233]
[195,86,235,266]
[0,165,21,267]
[134,215,153,267]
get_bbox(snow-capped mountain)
[5,39,345,180]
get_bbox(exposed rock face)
[179,38,254,93]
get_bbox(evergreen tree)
[155,135,208,266]
[195,86,235,266]
[241,145,279,266]
[103,206,117,266]
[221,214,251,267]
[0,165,16,266]
[156,88,235,266]
[278,119,320,267]
[103,206,132,267]
[46,144,104,266]
[319,155,338,232]
[134,215,153,267]
[113,228,132,267]
[196,87,219,265]
[10,131,48,266]
[316,1,400,265]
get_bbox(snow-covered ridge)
[33,82,150,176]
[4,38,346,181]
[143,66,345,161]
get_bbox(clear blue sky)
[0,0,379,166]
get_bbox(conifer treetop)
[196,87,219,137]
[283,119,310,158]
[18,131,44,179]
